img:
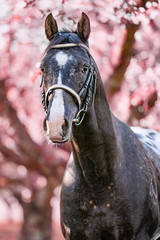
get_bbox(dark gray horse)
[40,12,160,240]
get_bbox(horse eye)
[82,65,88,73]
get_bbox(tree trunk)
[20,203,52,240]
[19,182,54,240]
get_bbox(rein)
[41,43,96,126]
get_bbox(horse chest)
[61,177,133,240]
[61,158,159,240]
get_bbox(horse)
[40,12,160,240]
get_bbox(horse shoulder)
[62,153,76,189]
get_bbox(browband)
[46,43,90,54]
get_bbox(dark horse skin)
[40,12,160,240]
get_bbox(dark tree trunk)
[19,183,54,240]
[20,204,52,240]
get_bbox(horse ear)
[45,13,58,41]
[77,12,90,42]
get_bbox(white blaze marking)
[49,71,64,119]
[47,51,73,138]
[55,51,68,67]
[48,71,65,137]
[49,51,72,125]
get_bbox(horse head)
[40,13,96,143]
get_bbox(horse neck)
[72,67,121,190]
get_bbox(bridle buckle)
[73,108,86,126]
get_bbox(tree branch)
[105,23,139,98]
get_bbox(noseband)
[41,43,96,126]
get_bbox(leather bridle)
[41,43,96,126]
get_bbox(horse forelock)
[44,30,89,55]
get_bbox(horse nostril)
[61,119,69,137]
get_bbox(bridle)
[40,43,96,126]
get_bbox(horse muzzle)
[43,88,78,143]
[43,115,70,143]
